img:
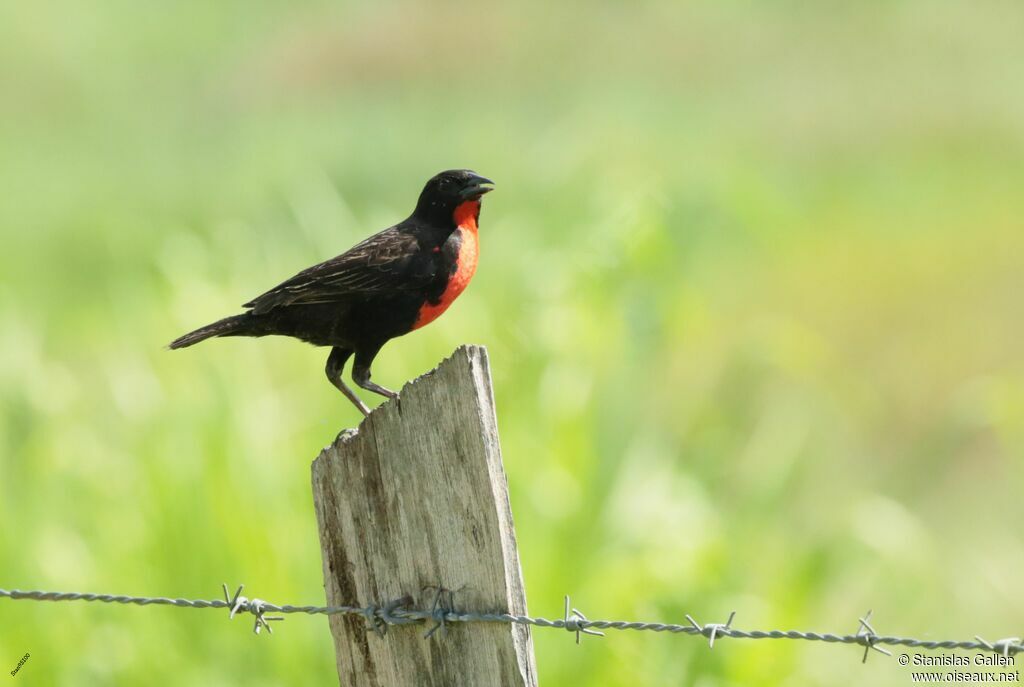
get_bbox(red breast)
[412,200,480,330]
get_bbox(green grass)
[1,1,1023,685]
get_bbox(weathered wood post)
[312,345,537,687]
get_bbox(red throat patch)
[412,200,480,330]
[452,199,480,230]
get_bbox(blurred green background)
[2,1,1023,685]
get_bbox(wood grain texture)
[312,345,537,687]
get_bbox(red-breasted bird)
[169,169,494,415]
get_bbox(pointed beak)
[460,175,495,199]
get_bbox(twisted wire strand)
[1,587,1020,656]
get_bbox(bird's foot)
[361,381,400,407]
[371,384,399,400]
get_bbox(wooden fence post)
[311,345,538,687]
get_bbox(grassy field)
[1,1,1023,685]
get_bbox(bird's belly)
[412,226,478,330]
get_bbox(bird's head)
[414,169,494,225]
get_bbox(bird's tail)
[168,313,255,349]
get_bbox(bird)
[169,169,494,416]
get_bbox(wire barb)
[855,610,892,662]
[562,595,604,644]
[222,584,284,635]
[975,636,1024,658]
[422,585,459,640]
[686,611,736,649]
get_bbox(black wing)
[243,226,431,315]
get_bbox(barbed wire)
[2,585,1021,661]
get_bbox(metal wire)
[1,585,1021,659]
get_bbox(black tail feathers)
[168,313,254,349]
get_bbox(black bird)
[169,169,494,415]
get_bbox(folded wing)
[243,227,429,314]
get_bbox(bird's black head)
[413,169,494,225]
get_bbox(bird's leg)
[352,346,399,402]
[325,347,370,416]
